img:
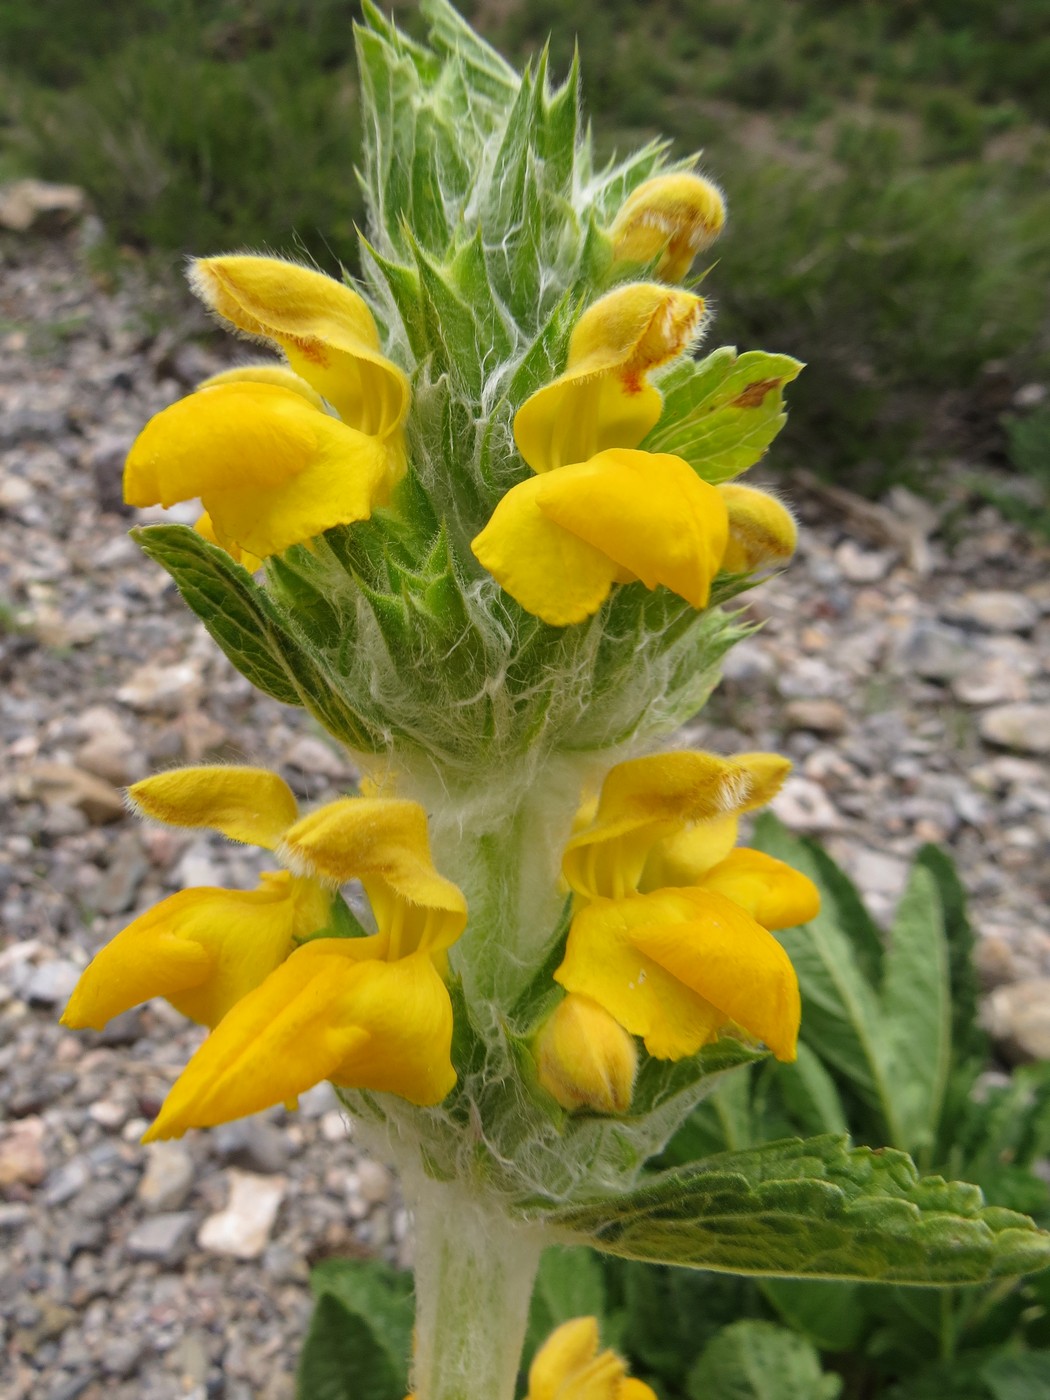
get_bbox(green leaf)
[687,1320,842,1400]
[295,1293,403,1400]
[524,1247,608,1363]
[983,1351,1050,1398]
[308,1257,414,1382]
[644,348,803,483]
[882,863,952,1154]
[774,1043,850,1139]
[543,1136,1050,1284]
[759,1277,864,1352]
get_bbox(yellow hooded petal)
[698,848,821,930]
[281,798,467,956]
[528,1318,654,1400]
[534,993,638,1114]
[195,362,327,411]
[471,473,621,627]
[143,947,455,1138]
[60,873,303,1032]
[562,752,760,900]
[124,381,393,559]
[609,171,726,281]
[188,256,409,440]
[718,484,798,574]
[638,813,740,892]
[514,284,704,473]
[128,765,299,850]
[535,449,728,610]
[555,895,727,1060]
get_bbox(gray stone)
[125,1211,198,1264]
[979,704,1050,755]
[137,1141,196,1212]
[783,699,849,735]
[952,589,1040,633]
[43,1157,91,1208]
[117,658,203,714]
[212,1118,291,1175]
[20,959,81,1008]
[984,979,1050,1062]
[892,620,975,682]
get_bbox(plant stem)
[409,1172,544,1400]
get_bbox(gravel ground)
[2,222,1049,1399]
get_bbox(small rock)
[43,1156,91,1208]
[100,1335,147,1379]
[21,958,81,1008]
[21,762,125,824]
[952,655,1030,707]
[88,1096,130,1131]
[850,849,909,899]
[117,658,203,714]
[783,699,849,735]
[892,621,975,682]
[0,1116,47,1187]
[770,775,844,833]
[951,589,1040,633]
[284,735,353,780]
[137,1141,196,1212]
[125,1211,198,1264]
[197,1170,286,1260]
[211,1118,290,1175]
[84,436,135,516]
[0,1202,31,1230]
[357,1159,393,1205]
[979,704,1050,755]
[835,540,894,583]
[984,979,1050,1062]
[0,178,86,232]
[92,833,148,916]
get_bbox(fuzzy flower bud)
[609,172,726,281]
[534,993,638,1114]
[719,483,798,573]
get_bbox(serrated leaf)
[644,348,803,482]
[295,1293,403,1400]
[882,863,951,1155]
[543,1135,1050,1284]
[134,525,383,753]
[687,1320,842,1400]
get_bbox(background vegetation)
[3,0,1049,499]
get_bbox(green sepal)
[645,347,804,483]
[541,1135,1050,1284]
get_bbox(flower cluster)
[62,766,466,1134]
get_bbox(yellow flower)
[472,284,728,626]
[527,1316,658,1400]
[124,256,409,563]
[534,993,638,1114]
[718,483,798,574]
[555,886,800,1061]
[61,766,467,1126]
[609,171,727,282]
[562,750,791,901]
[143,942,456,1138]
[553,749,817,1063]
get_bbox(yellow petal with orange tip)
[128,765,299,850]
[562,751,760,900]
[718,483,798,573]
[698,847,821,930]
[124,381,393,559]
[188,255,409,440]
[60,872,305,1032]
[535,449,727,610]
[471,472,622,627]
[609,171,726,281]
[514,283,704,473]
[194,362,327,411]
[281,797,467,957]
[143,946,456,1138]
[556,888,800,1062]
